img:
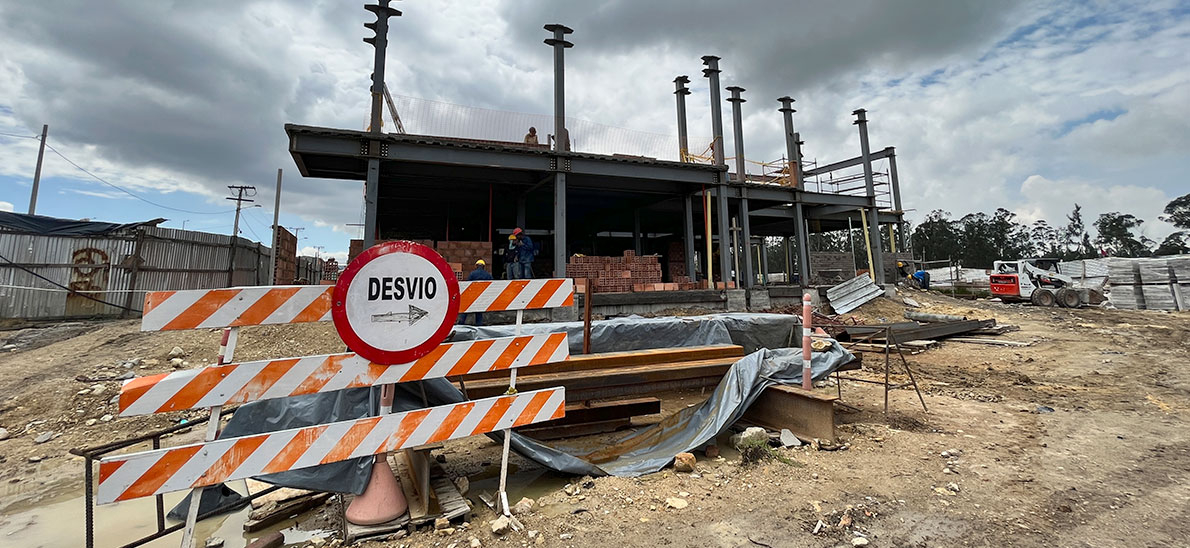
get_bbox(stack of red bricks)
[568,250,662,293]
[434,241,492,280]
[349,239,491,281]
[666,241,687,281]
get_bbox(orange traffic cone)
[345,456,408,525]
[346,385,407,525]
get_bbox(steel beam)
[803,147,894,177]
[555,173,567,277]
[674,76,692,161]
[888,149,906,250]
[741,384,838,444]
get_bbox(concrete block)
[747,289,771,311]
[726,289,747,312]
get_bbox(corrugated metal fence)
[0,226,275,320]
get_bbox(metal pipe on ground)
[904,310,967,323]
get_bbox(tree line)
[910,193,1190,268]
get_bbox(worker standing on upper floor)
[513,227,535,279]
[459,260,494,326]
[523,127,538,145]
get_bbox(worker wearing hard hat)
[512,227,535,279]
[460,260,494,325]
[505,234,520,279]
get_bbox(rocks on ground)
[673,452,696,473]
[731,426,769,449]
[489,515,512,536]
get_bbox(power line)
[0,131,38,139]
[41,142,236,215]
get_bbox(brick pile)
[567,250,662,293]
[666,241,687,281]
[349,239,492,280]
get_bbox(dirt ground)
[1,289,1188,548]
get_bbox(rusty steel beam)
[741,384,838,444]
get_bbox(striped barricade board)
[141,279,574,331]
[118,332,568,416]
[98,388,566,504]
[98,242,575,506]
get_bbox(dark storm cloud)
[504,1,1028,95]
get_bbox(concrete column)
[778,97,804,188]
[554,173,566,277]
[684,194,697,281]
[633,209,642,255]
[888,148,906,251]
[853,109,885,282]
[794,201,810,285]
[674,76,691,161]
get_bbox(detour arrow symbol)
[370,304,429,325]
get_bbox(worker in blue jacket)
[513,227,535,279]
[459,260,493,325]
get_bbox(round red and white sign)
[332,241,460,364]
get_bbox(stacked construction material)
[667,241,688,281]
[1107,256,1190,310]
[567,250,663,293]
[348,239,492,280]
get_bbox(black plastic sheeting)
[0,211,164,236]
[451,313,804,354]
[219,313,846,491]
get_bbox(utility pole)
[269,169,283,285]
[226,185,257,287]
[28,124,48,215]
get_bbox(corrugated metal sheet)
[826,275,883,314]
[0,226,276,320]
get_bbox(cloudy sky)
[1,0,1187,262]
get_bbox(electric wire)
[41,142,235,215]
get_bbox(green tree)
[911,209,960,263]
[1161,193,1190,229]
[1061,204,1095,259]
[1030,219,1061,257]
[1094,212,1152,257]
[1152,232,1190,256]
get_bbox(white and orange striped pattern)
[141,280,573,332]
[117,333,569,416]
[458,279,574,313]
[97,388,565,504]
[141,286,332,332]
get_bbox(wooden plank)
[463,358,738,400]
[452,344,744,382]
[741,384,837,444]
[393,450,429,521]
[244,492,331,532]
[944,337,1031,347]
[539,398,661,427]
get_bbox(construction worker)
[524,127,539,145]
[505,234,520,279]
[459,260,493,325]
[513,228,534,279]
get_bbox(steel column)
[554,173,566,277]
[364,158,380,247]
[674,76,692,161]
[794,201,810,284]
[777,98,802,187]
[545,24,574,152]
[702,56,730,283]
[727,86,753,288]
[888,148,906,251]
[516,195,526,229]
[684,193,697,281]
[853,109,884,282]
[633,209,642,255]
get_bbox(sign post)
[332,241,460,525]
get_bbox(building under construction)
[285,19,909,310]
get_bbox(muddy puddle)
[0,479,330,548]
